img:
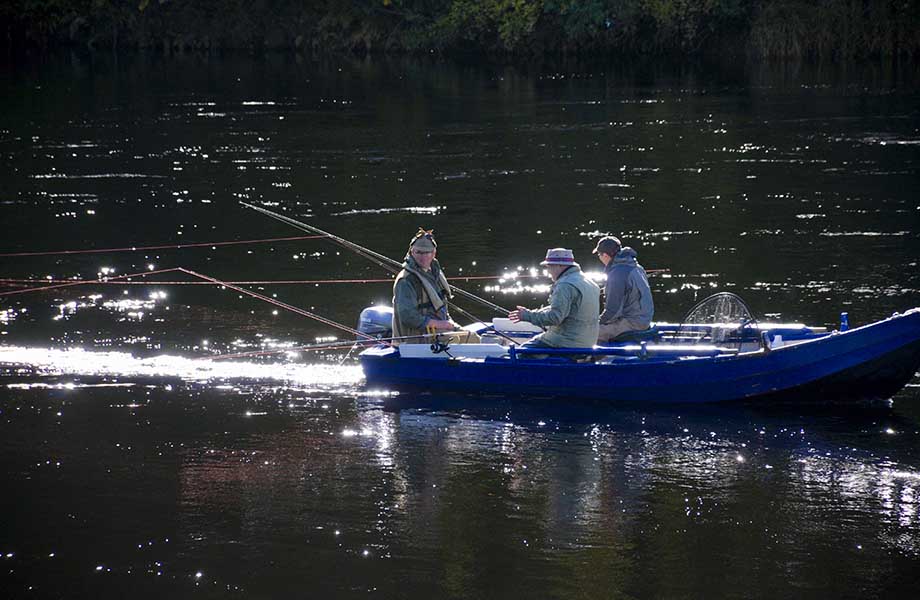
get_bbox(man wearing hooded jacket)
[593,236,655,343]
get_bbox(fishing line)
[0,274,551,286]
[0,269,668,289]
[0,262,388,348]
[0,267,184,297]
[0,235,325,258]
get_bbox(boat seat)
[610,326,660,343]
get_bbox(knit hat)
[540,248,579,267]
[409,228,437,251]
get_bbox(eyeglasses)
[411,249,434,256]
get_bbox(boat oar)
[239,201,511,317]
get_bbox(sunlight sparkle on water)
[330,206,444,216]
[0,346,363,388]
[485,267,552,294]
[482,265,613,294]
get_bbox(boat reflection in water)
[171,386,920,595]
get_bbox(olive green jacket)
[520,265,600,348]
[392,256,452,340]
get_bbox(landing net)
[675,292,761,350]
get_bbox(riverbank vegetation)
[4,1,919,59]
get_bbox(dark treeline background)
[2,0,919,59]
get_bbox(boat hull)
[360,309,920,404]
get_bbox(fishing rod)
[239,201,511,317]
[174,269,504,354]
[209,330,486,361]
[177,268,380,342]
[210,338,380,360]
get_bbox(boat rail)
[506,343,740,362]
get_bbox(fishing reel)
[426,325,454,356]
[430,338,452,355]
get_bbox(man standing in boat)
[593,236,654,342]
[508,248,600,347]
[392,228,460,343]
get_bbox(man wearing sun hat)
[508,248,600,348]
[392,228,460,343]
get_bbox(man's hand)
[508,306,528,323]
[427,319,457,331]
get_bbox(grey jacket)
[521,265,600,348]
[600,247,654,326]
[392,257,451,339]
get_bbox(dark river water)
[1,52,919,598]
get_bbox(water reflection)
[375,397,920,555]
[156,389,920,596]
[1,345,918,596]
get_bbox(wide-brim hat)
[540,247,579,267]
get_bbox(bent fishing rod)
[239,201,511,318]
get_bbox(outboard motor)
[357,305,393,340]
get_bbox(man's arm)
[599,268,627,324]
[521,283,577,328]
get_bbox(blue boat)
[360,305,920,404]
